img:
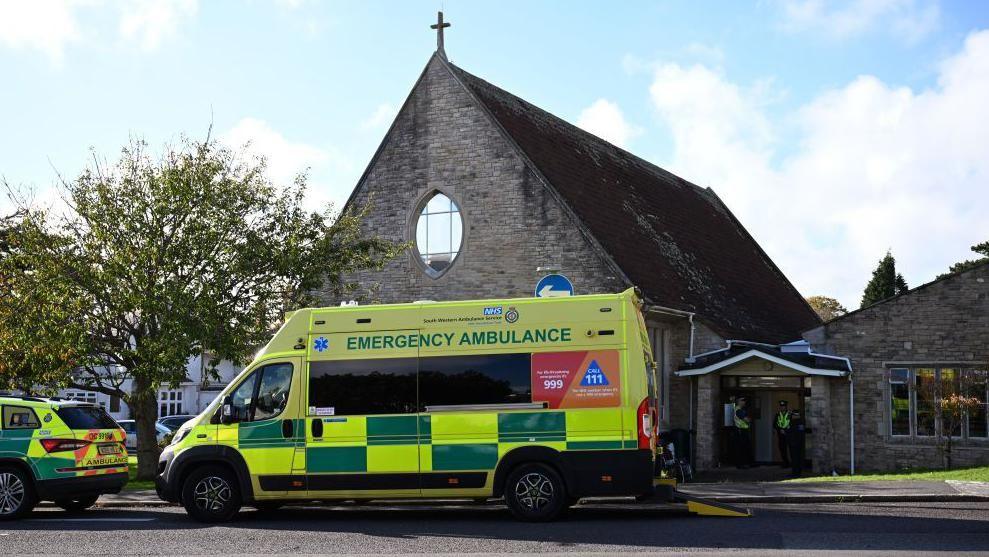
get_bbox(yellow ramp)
[675,492,752,518]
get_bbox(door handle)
[281,419,293,439]
[311,418,323,438]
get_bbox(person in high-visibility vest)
[774,400,792,467]
[733,396,753,468]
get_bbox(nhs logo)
[483,306,503,316]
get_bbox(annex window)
[309,358,417,416]
[889,368,910,436]
[419,353,532,409]
[415,192,463,277]
[159,390,184,417]
[2,406,40,430]
[887,367,989,440]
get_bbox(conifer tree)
[861,250,909,308]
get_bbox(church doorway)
[720,375,811,464]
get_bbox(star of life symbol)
[313,336,329,352]
[579,360,609,386]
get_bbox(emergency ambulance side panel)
[304,329,421,498]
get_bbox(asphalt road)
[2,501,988,556]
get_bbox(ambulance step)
[672,492,752,517]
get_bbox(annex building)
[321,22,989,474]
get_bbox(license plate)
[98,444,121,455]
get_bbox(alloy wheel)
[193,476,232,513]
[0,472,25,515]
[514,472,554,511]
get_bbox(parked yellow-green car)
[0,396,129,519]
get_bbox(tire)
[0,466,36,521]
[55,495,99,512]
[181,465,242,523]
[504,462,567,522]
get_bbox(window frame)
[2,405,41,430]
[411,190,465,279]
[217,362,294,424]
[886,366,989,441]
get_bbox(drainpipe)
[849,375,855,475]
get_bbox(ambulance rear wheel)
[505,463,567,522]
[55,495,99,512]
[182,465,242,523]
[0,466,36,520]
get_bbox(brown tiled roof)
[446,61,820,343]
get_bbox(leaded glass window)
[415,193,463,277]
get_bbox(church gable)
[328,55,624,304]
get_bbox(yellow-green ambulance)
[156,289,659,522]
[0,397,129,519]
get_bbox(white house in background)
[54,355,244,420]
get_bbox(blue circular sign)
[535,274,574,298]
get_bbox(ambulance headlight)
[170,427,190,446]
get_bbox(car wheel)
[181,465,242,523]
[0,466,36,521]
[504,462,567,522]
[55,495,99,512]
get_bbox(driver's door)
[215,358,304,497]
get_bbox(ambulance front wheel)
[0,466,36,520]
[504,462,568,522]
[55,495,99,512]
[181,465,242,523]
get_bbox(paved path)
[679,480,989,502]
[3,501,989,555]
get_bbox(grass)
[785,465,989,483]
[125,456,156,491]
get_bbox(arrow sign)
[535,274,574,298]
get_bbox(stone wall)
[805,264,989,472]
[318,56,625,305]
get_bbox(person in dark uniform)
[733,396,753,468]
[774,400,792,467]
[787,409,806,477]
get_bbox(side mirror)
[220,395,235,425]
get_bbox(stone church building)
[321,34,989,474]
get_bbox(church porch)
[675,341,852,475]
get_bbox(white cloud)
[222,117,355,210]
[648,30,989,309]
[777,0,940,42]
[360,103,398,131]
[119,0,198,51]
[0,0,198,62]
[576,99,642,149]
[0,0,87,63]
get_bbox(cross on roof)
[431,11,451,59]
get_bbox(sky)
[2,0,988,310]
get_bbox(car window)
[121,422,135,433]
[254,364,293,421]
[229,371,259,422]
[2,406,41,429]
[56,406,118,429]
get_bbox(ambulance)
[156,288,659,522]
[0,397,129,519]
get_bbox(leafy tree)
[860,250,908,308]
[917,371,985,469]
[939,241,989,279]
[0,209,86,394]
[2,137,402,479]
[806,295,848,321]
